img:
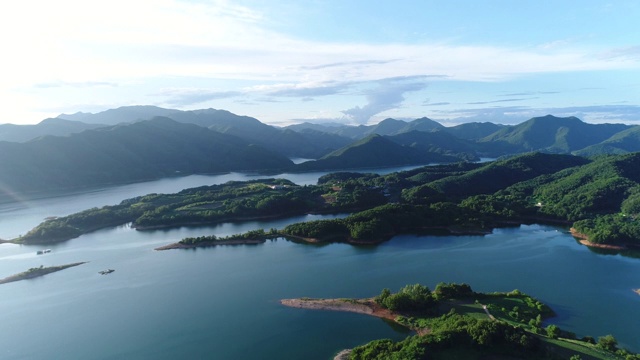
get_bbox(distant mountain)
[286,122,337,132]
[573,126,640,156]
[478,115,631,156]
[168,110,352,158]
[57,105,180,125]
[60,106,349,158]
[295,133,471,171]
[364,118,408,136]
[442,122,505,140]
[286,116,445,140]
[292,128,354,155]
[0,118,105,142]
[0,117,292,198]
[396,117,445,133]
[386,130,479,161]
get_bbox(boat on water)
[36,249,51,255]
[99,269,115,275]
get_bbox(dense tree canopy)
[18,152,640,249]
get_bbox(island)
[0,262,86,285]
[15,152,640,259]
[282,283,637,360]
[155,229,277,250]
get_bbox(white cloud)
[342,77,429,124]
[156,88,243,107]
[1,1,640,124]
[2,0,638,88]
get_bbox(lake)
[0,168,639,359]
[0,165,421,239]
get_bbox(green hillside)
[17,151,640,250]
[0,118,104,142]
[426,152,589,199]
[479,115,630,156]
[0,117,292,197]
[443,121,505,140]
[294,133,471,171]
[388,130,479,161]
[574,126,640,156]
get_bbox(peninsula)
[15,152,640,259]
[0,262,86,285]
[281,297,429,335]
[282,283,635,360]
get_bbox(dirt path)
[482,304,496,321]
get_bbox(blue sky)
[1,0,639,126]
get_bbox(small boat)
[99,269,115,275]
[43,249,51,253]
[36,250,44,255]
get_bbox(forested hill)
[0,118,105,142]
[574,126,640,156]
[4,107,638,159]
[294,132,476,171]
[425,152,590,199]
[0,117,292,198]
[57,106,352,159]
[477,115,631,156]
[20,151,640,250]
[5,106,640,201]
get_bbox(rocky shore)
[280,297,428,335]
[570,228,627,251]
[333,349,352,360]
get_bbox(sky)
[1,0,640,127]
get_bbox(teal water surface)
[1,167,639,359]
[2,223,639,359]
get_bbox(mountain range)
[0,117,292,198]
[1,105,640,198]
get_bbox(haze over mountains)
[1,105,640,199]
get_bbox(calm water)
[1,168,639,359]
[0,165,421,239]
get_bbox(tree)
[375,288,391,306]
[545,324,560,339]
[598,334,618,352]
[377,284,436,312]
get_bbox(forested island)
[283,283,638,360]
[15,152,640,256]
[0,262,86,285]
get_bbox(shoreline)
[569,228,628,251]
[134,211,324,231]
[0,262,87,285]
[280,297,429,336]
[154,225,509,251]
[155,238,267,250]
